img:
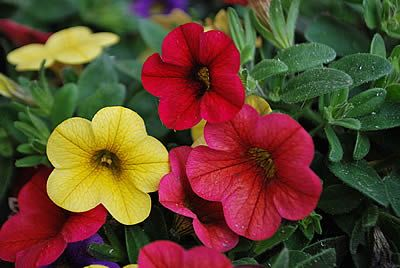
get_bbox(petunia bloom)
[142,22,245,130]
[159,146,239,252]
[46,106,169,225]
[224,0,248,5]
[187,105,322,240]
[130,0,188,17]
[138,240,233,267]
[0,19,51,46]
[7,26,119,71]
[0,168,107,268]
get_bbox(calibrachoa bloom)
[159,146,239,252]
[0,168,107,268]
[142,23,245,130]
[0,19,51,46]
[46,106,169,225]
[7,26,119,71]
[187,105,322,240]
[137,240,233,267]
[130,0,188,17]
[224,0,248,5]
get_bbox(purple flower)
[130,0,188,17]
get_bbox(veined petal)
[138,241,185,268]
[92,32,119,46]
[185,246,233,268]
[47,117,96,169]
[7,44,54,71]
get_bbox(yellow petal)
[47,166,103,212]
[123,136,169,192]
[102,174,152,225]
[47,117,97,169]
[92,32,120,47]
[152,8,192,29]
[245,95,272,115]
[91,106,148,155]
[124,265,138,268]
[0,74,13,97]
[192,135,207,147]
[7,44,54,71]
[214,9,230,35]
[84,265,108,268]
[191,120,206,141]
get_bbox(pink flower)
[187,105,322,240]
[159,146,238,252]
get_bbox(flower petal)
[185,246,233,268]
[161,22,203,67]
[92,32,119,47]
[138,241,185,268]
[7,44,54,71]
[47,117,96,169]
[245,95,272,115]
[192,220,238,252]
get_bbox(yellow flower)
[152,8,192,29]
[0,73,34,104]
[204,9,229,35]
[7,26,119,71]
[46,106,169,225]
[191,95,272,147]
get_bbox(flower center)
[248,147,276,179]
[196,66,211,91]
[93,150,121,172]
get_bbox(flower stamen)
[197,66,210,91]
[248,147,276,179]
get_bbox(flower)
[186,105,322,240]
[224,0,248,5]
[0,19,51,46]
[7,26,119,71]
[130,0,188,17]
[248,0,271,29]
[204,10,230,34]
[159,146,239,252]
[46,106,169,225]
[0,168,107,268]
[191,95,271,146]
[142,23,245,130]
[137,240,233,267]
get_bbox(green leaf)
[228,7,245,50]
[272,248,289,268]
[303,236,347,257]
[0,157,13,201]
[14,121,42,140]
[77,83,126,119]
[281,68,353,103]
[252,225,297,256]
[386,84,400,102]
[88,243,124,262]
[362,205,379,228]
[232,257,258,265]
[384,175,400,217]
[329,161,389,206]
[22,0,77,23]
[17,143,36,154]
[251,59,288,81]
[0,139,13,157]
[26,108,50,139]
[350,220,364,254]
[370,34,386,58]
[288,251,310,267]
[359,102,400,131]
[324,126,343,162]
[330,118,361,130]
[15,155,48,167]
[269,0,290,48]
[318,184,363,214]
[125,225,150,263]
[296,248,336,268]
[30,82,53,116]
[330,53,392,88]
[305,16,369,56]
[285,0,300,45]
[51,83,79,127]
[276,43,336,73]
[347,88,387,118]
[250,10,281,48]
[138,19,168,53]
[363,0,382,29]
[114,60,143,82]
[353,132,370,160]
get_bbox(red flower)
[0,168,107,268]
[142,22,245,130]
[159,146,239,252]
[224,0,248,5]
[0,19,51,46]
[186,105,322,240]
[138,240,233,268]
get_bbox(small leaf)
[330,118,361,130]
[138,18,168,52]
[0,157,13,201]
[353,132,370,160]
[252,225,297,256]
[324,126,343,162]
[362,205,379,228]
[15,155,48,167]
[384,175,400,217]
[51,83,79,127]
[350,220,364,254]
[329,161,389,206]
[88,243,124,262]
[114,60,143,82]
[276,43,336,73]
[228,7,245,50]
[269,0,290,48]
[296,248,336,268]
[272,248,289,268]
[318,184,363,214]
[347,88,386,118]
[281,68,353,103]
[330,53,392,87]
[363,0,382,29]
[285,0,300,45]
[358,102,400,131]
[370,34,386,58]
[233,257,258,265]
[125,225,150,264]
[251,59,288,81]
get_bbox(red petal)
[15,236,66,268]
[161,23,203,67]
[201,74,245,123]
[204,105,257,152]
[199,30,240,74]
[142,53,193,98]
[138,240,185,268]
[254,113,314,166]
[192,219,238,252]
[61,205,107,243]
[272,168,322,220]
[185,246,233,268]
[159,92,201,130]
